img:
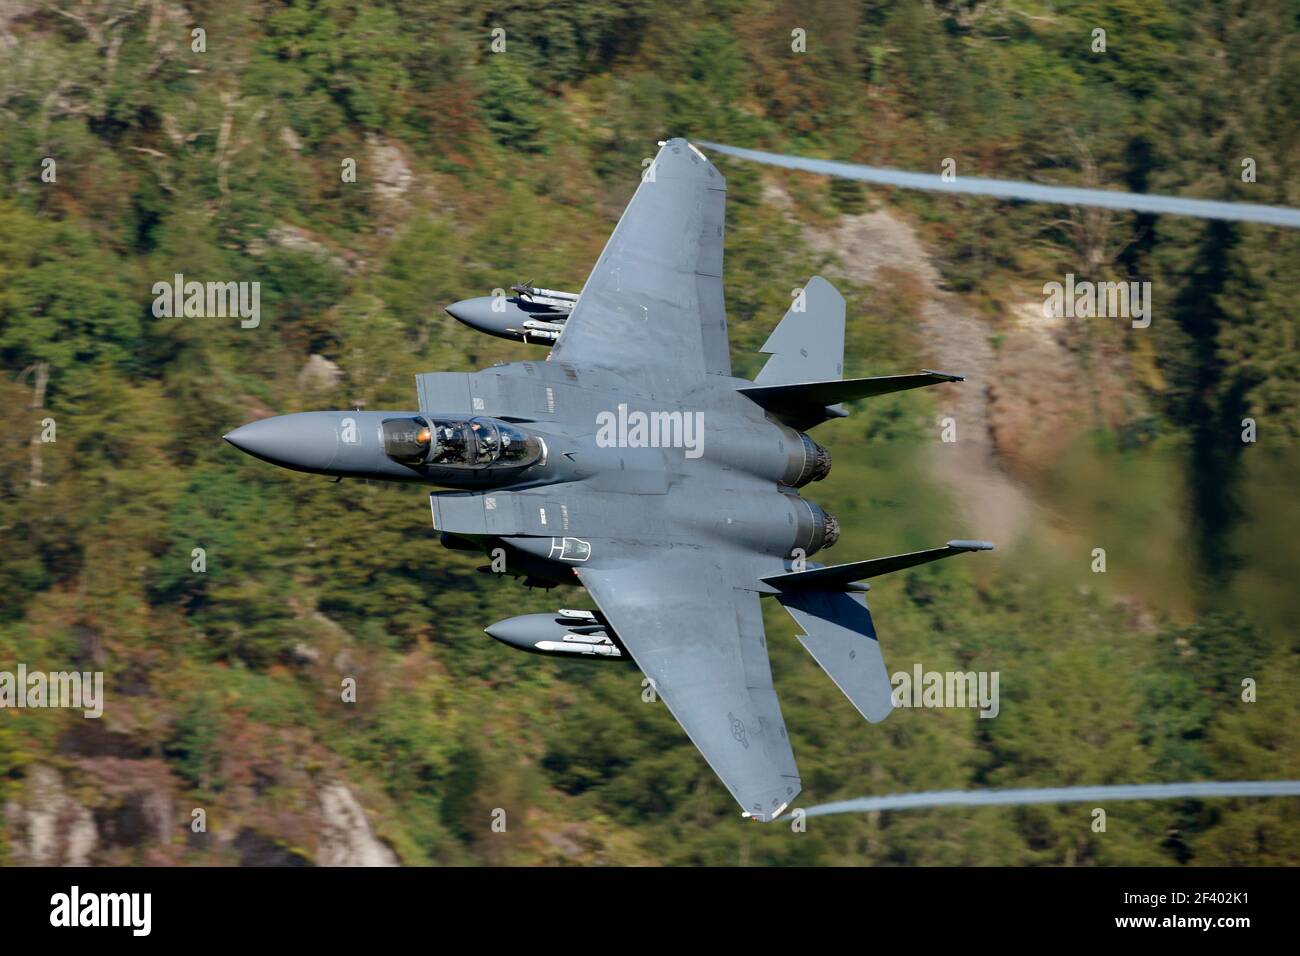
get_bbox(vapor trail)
[695,141,1300,228]
[788,780,1300,819]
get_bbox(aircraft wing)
[576,555,801,821]
[550,138,731,388]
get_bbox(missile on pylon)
[484,610,625,659]
[445,285,578,344]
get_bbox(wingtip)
[921,368,966,382]
[741,797,795,823]
[947,539,995,551]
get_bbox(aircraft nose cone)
[445,297,495,328]
[222,422,260,454]
[444,298,476,324]
[223,413,341,473]
[483,619,523,645]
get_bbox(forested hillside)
[0,1,1297,865]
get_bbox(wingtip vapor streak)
[225,138,993,821]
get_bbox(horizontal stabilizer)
[763,540,993,591]
[776,590,893,723]
[739,370,963,430]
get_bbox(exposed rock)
[267,224,326,257]
[281,126,303,152]
[801,201,1041,543]
[332,647,356,676]
[298,354,342,393]
[365,133,414,208]
[317,784,398,866]
[271,224,350,270]
[4,765,97,865]
[541,825,585,859]
[794,192,1145,547]
[291,641,322,666]
[806,207,941,291]
[986,301,1133,481]
[247,224,355,273]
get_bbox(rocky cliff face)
[317,784,399,867]
[795,195,1142,545]
[4,765,97,866]
[4,763,397,867]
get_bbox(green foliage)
[164,693,226,801]
[478,55,547,151]
[260,0,418,135]
[0,204,140,387]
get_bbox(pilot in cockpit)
[384,415,540,469]
[431,422,468,463]
[469,420,496,461]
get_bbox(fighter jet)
[225,138,992,821]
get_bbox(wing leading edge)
[576,556,800,821]
[550,138,730,388]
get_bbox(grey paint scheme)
[224,138,991,822]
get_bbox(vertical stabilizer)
[754,275,845,385]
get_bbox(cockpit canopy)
[381,416,543,469]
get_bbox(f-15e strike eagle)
[225,138,993,821]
